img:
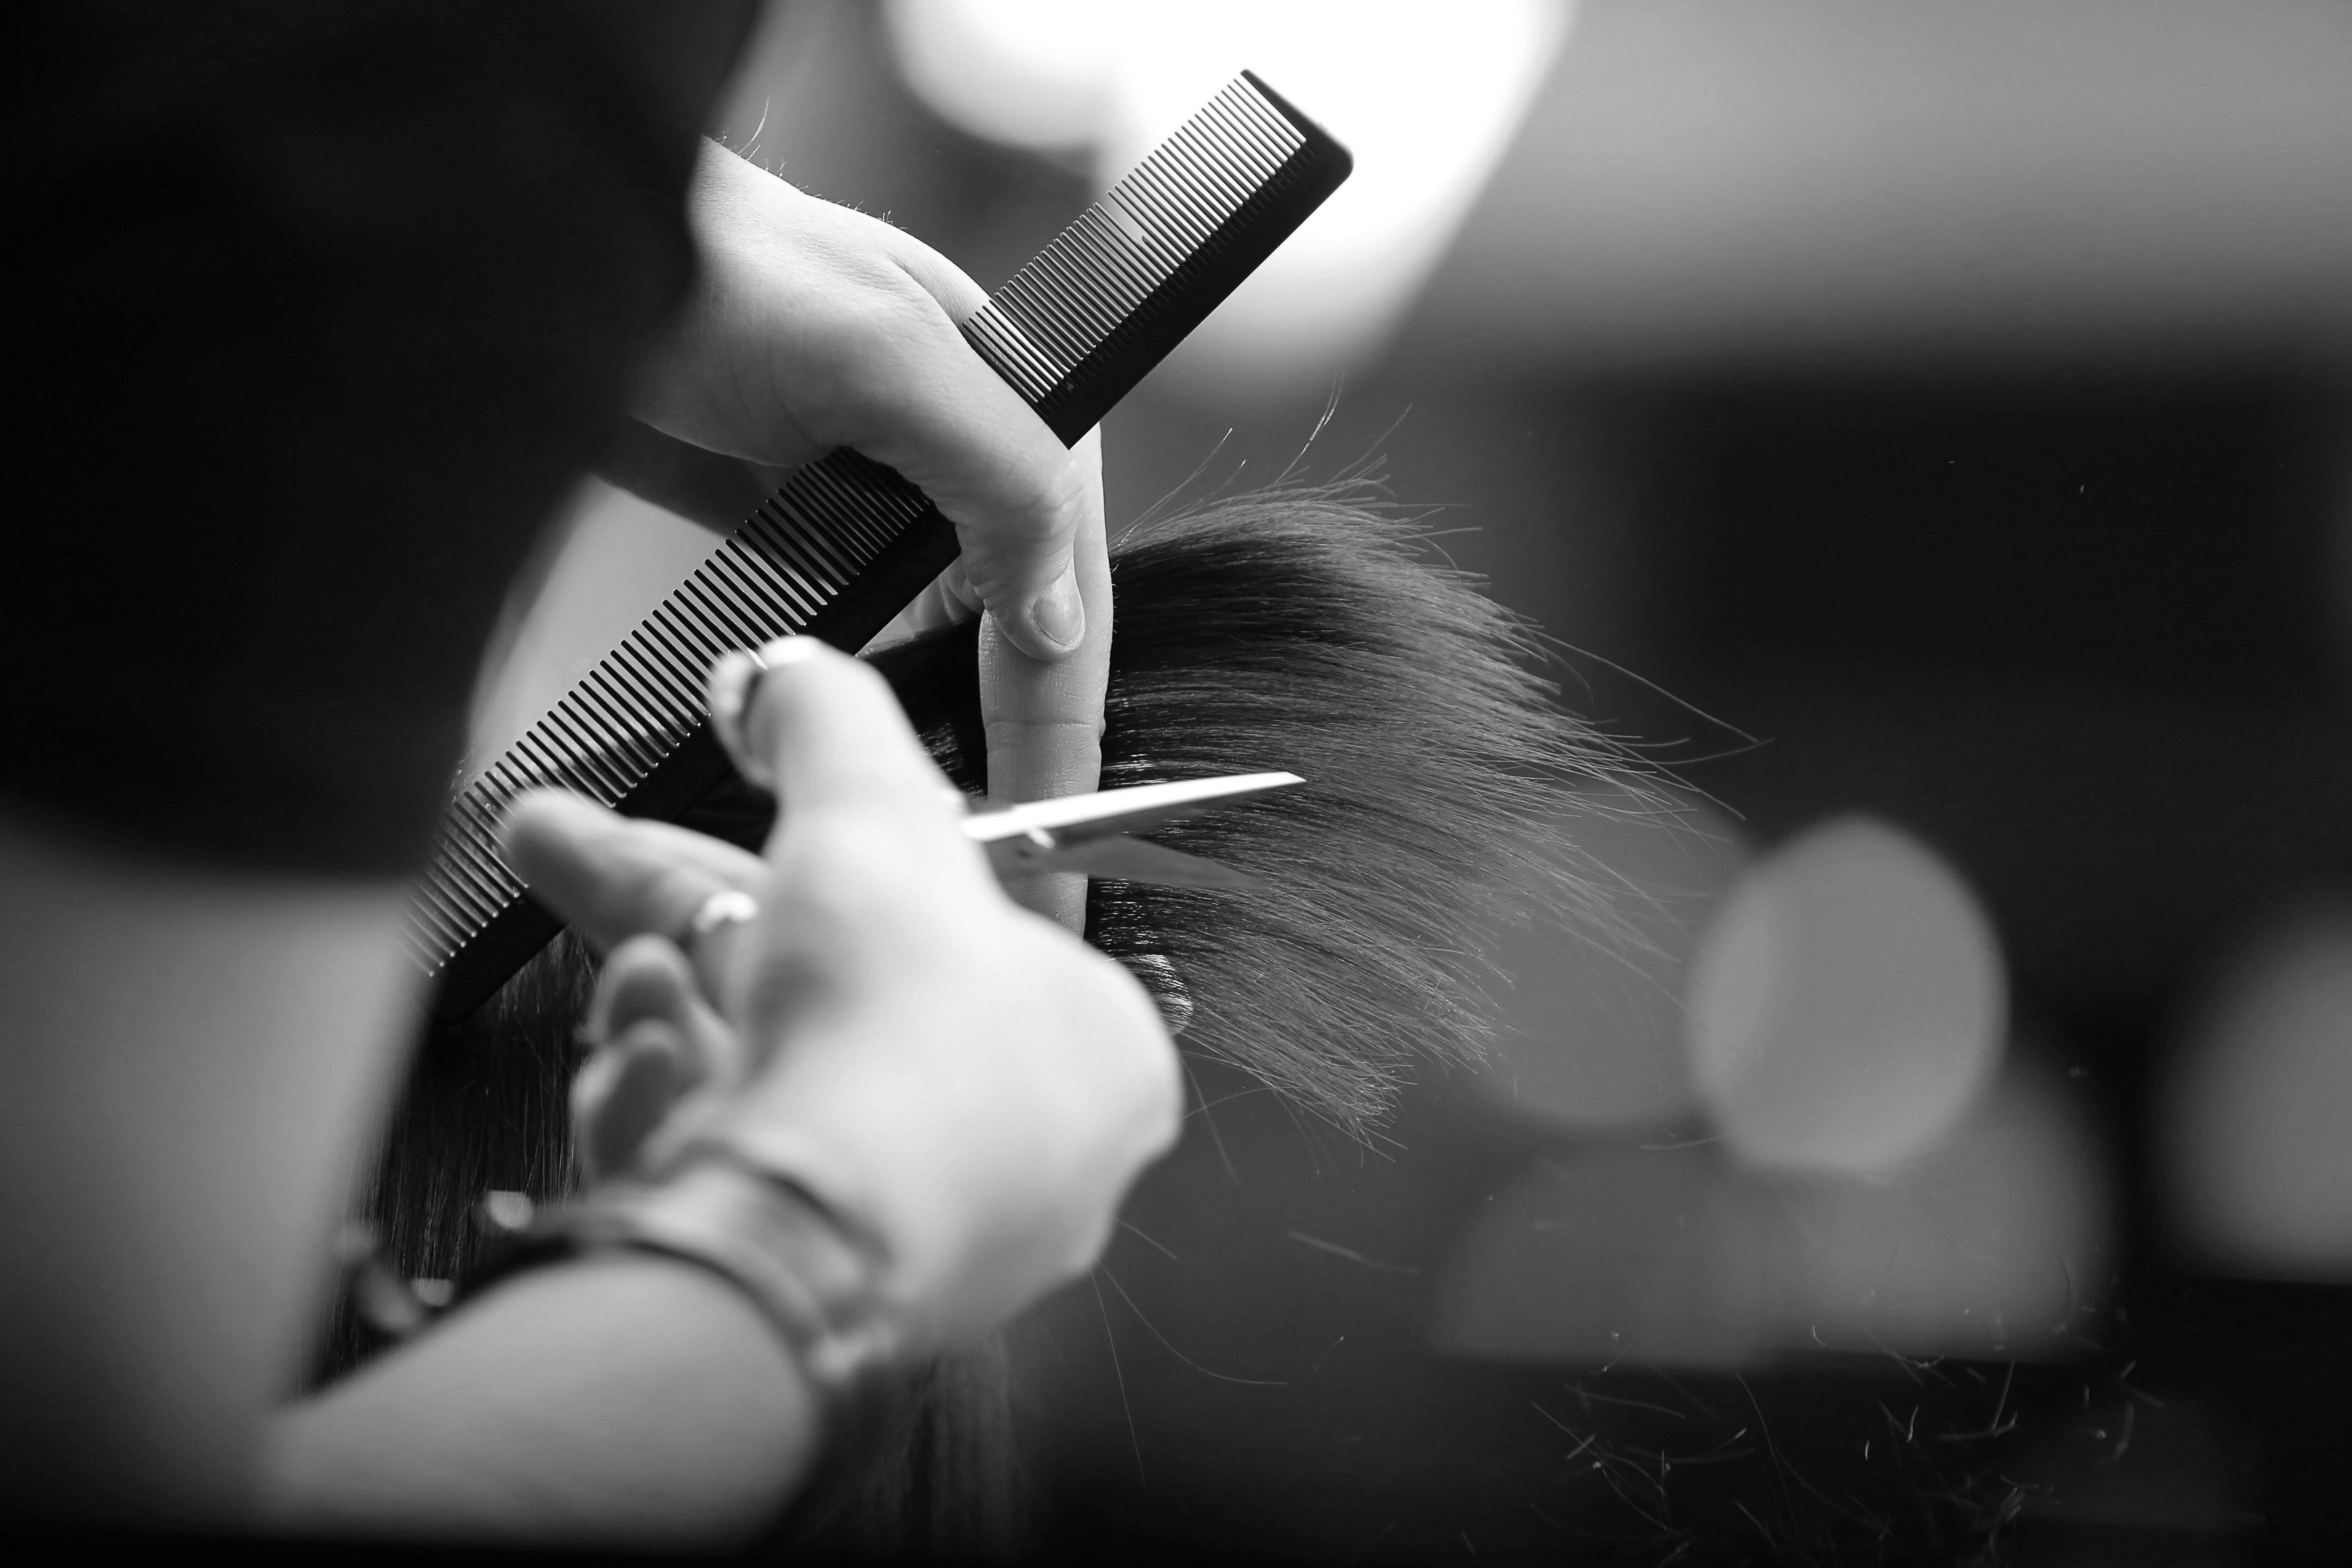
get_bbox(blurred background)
[481,3,2352,1561]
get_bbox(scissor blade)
[962,771,1303,847]
[986,833,1263,890]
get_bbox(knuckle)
[777,811,982,932]
[791,283,948,437]
[1037,446,1092,525]
[990,453,1088,551]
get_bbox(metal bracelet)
[563,1155,901,1396]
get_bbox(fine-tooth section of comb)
[413,73,1351,1020]
[961,71,1330,438]
[399,448,938,993]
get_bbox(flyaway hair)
[321,482,1662,1549]
[869,480,1659,1128]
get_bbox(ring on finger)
[684,887,760,950]
[678,885,760,1001]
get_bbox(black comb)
[410,72,1351,1020]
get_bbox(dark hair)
[321,484,1657,1551]
[872,481,1655,1127]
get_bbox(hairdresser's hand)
[878,430,1112,932]
[501,640,1179,1348]
[630,140,1093,662]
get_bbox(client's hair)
[325,483,1655,1553]
[871,481,1648,1126]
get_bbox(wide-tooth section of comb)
[408,73,1350,1017]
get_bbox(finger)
[649,156,1087,660]
[980,429,1111,931]
[718,639,971,855]
[854,344,1087,663]
[573,1022,688,1185]
[839,238,1091,664]
[577,935,745,1180]
[499,791,764,952]
[587,933,741,1078]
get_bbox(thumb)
[708,637,971,856]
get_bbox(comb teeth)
[405,73,1346,1006]
[962,79,1305,406]
[402,452,931,975]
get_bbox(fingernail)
[1029,567,1085,651]
[755,635,823,668]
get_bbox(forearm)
[0,814,418,1524]
[259,1252,818,1547]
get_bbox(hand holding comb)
[412,73,1352,1020]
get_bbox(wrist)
[575,1154,904,1393]
[469,1148,911,1468]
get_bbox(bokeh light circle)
[1468,800,1746,1133]
[882,0,1573,400]
[1685,816,2005,1172]
[1436,1065,2107,1366]
[2161,906,2352,1280]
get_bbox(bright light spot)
[1765,1064,2109,1359]
[1685,816,2005,1173]
[1468,800,1746,1132]
[884,0,1574,403]
[880,0,1118,152]
[1434,1065,2107,1367]
[1434,1144,1767,1369]
[2161,906,2352,1281]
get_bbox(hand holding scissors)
[498,638,1294,1352]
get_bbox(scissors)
[962,771,1303,890]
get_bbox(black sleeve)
[1,0,759,875]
